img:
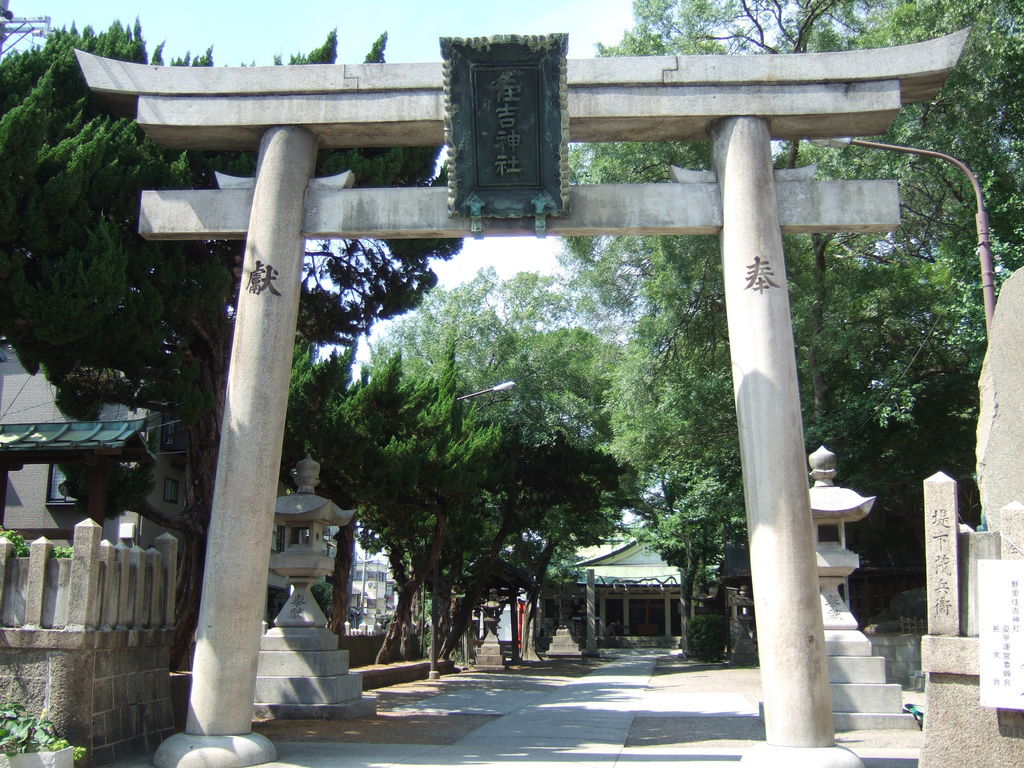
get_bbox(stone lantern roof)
[808,445,875,523]
[274,456,354,527]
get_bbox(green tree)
[0,21,459,666]
[282,345,360,635]
[361,355,504,664]
[376,270,629,659]
[289,349,504,663]
[566,0,1024,584]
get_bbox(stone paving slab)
[450,655,654,749]
[111,649,924,767]
[400,743,620,767]
[614,745,920,767]
[635,691,759,716]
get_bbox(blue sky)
[20,0,634,65]
[13,0,637,289]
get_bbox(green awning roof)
[0,419,153,463]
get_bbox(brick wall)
[868,633,922,689]
[0,629,175,767]
[0,521,178,766]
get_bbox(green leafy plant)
[0,702,83,762]
[0,530,29,558]
[686,614,728,662]
[0,531,73,559]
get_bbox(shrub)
[0,530,28,557]
[686,614,728,662]
[310,579,332,617]
[0,530,73,558]
[0,702,84,762]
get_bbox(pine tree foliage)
[286,348,505,662]
[374,270,629,659]
[0,20,459,666]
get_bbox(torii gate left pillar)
[154,126,317,768]
[76,30,968,768]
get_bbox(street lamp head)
[456,380,517,401]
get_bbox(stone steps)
[833,711,919,730]
[826,647,919,731]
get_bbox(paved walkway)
[123,651,923,768]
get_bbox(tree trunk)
[439,511,516,659]
[376,512,447,663]
[330,523,355,635]
[518,540,557,662]
[170,532,205,669]
[441,576,485,660]
[435,553,460,660]
[377,579,413,664]
[520,592,542,661]
[169,411,222,669]
[402,589,422,661]
[808,233,831,417]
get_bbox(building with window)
[540,539,684,648]
[0,340,185,546]
[349,554,395,630]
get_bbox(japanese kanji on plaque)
[441,34,569,236]
[979,559,1024,710]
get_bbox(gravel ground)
[253,652,926,752]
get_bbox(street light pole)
[428,380,517,680]
[809,137,997,337]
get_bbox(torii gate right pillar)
[713,116,861,767]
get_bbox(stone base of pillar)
[153,732,276,768]
[253,627,375,718]
[545,626,582,658]
[475,637,505,670]
[740,743,864,767]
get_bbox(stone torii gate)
[77,29,967,768]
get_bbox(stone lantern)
[254,456,375,719]
[546,587,582,658]
[807,446,915,730]
[475,588,506,671]
[808,445,874,640]
[268,456,353,630]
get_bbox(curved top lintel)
[76,27,970,111]
[662,28,970,103]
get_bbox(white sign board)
[979,559,1024,709]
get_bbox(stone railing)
[0,520,179,767]
[0,521,177,630]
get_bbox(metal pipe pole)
[429,560,440,679]
[812,137,997,336]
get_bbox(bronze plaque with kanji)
[441,34,569,234]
